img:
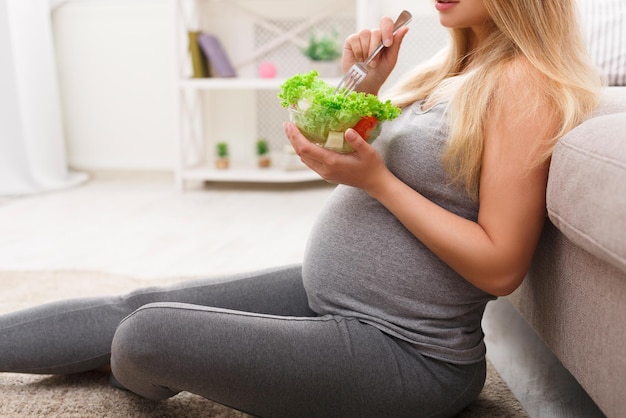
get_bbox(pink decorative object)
[258,62,277,79]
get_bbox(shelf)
[179,164,323,183]
[178,77,343,91]
[172,0,354,190]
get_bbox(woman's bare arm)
[363,63,556,296]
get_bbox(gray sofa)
[509,86,626,418]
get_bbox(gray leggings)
[0,265,485,417]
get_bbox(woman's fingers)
[355,18,408,69]
[283,125,334,181]
[283,123,326,164]
[345,30,369,61]
[344,128,366,151]
[380,16,396,47]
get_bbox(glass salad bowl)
[279,71,400,153]
[287,103,382,153]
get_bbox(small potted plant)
[256,139,271,168]
[215,141,229,169]
[301,30,341,77]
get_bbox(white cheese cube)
[325,131,345,150]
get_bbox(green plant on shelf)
[301,30,341,62]
[256,139,271,168]
[215,142,229,169]
[256,139,269,156]
[216,142,229,157]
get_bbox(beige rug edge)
[0,270,529,417]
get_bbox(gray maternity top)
[302,100,496,365]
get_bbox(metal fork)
[334,10,413,94]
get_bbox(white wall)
[52,0,175,171]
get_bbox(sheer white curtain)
[0,0,87,196]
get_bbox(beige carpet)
[0,270,529,417]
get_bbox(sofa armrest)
[509,89,626,418]
[509,222,626,418]
[547,111,626,274]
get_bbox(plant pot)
[309,60,340,78]
[258,156,271,168]
[215,158,229,169]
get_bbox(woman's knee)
[110,305,155,377]
[110,303,179,400]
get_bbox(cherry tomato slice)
[352,116,379,140]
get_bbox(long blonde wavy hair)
[385,0,603,198]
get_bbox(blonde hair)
[385,0,603,197]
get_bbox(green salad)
[278,70,401,152]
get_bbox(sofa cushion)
[547,111,626,274]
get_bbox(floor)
[0,172,606,417]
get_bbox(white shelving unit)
[171,0,448,189]
[171,0,359,189]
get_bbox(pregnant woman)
[0,1,601,417]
